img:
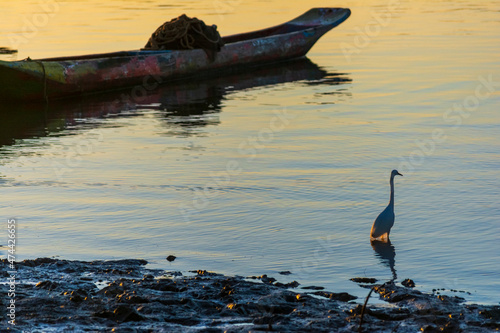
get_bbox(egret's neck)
[389,176,395,206]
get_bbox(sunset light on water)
[1,2,499,325]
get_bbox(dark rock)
[66,289,89,302]
[351,277,378,284]
[260,275,277,284]
[166,255,176,262]
[312,291,357,302]
[69,294,84,302]
[302,285,325,290]
[22,257,58,267]
[481,321,500,329]
[437,294,466,303]
[420,325,440,332]
[36,280,59,290]
[219,284,234,298]
[94,305,145,322]
[2,258,497,332]
[273,282,287,288]
[279,271,292,275]
[191,269,218,276]
[79,276,93,281]
[295,294,312,302]
[274,280,300,288]
[259,304,295,315]
[142,274,154,281]
[152,280,181,292]
[101,259,148,266]
[113,305,145,322]
[163,316,200,326]
[98,283,125,297]
[401,278,416,288]
[367,307,411,321]
[375,282,425,302]
[286,281,300,288]
[119,294,150,304]
[94,309,115,319]
[479,306,500,320]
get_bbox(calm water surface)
[1,0,499,304]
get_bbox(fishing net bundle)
[143,14,224,58]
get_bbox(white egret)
[370,170,403,242]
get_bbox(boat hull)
[0,8,350,101]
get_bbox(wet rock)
[191,269,219,276]
[166,255,176,262]
[481,321,500,330]
[36,280,60,290]
[94,305,145,322]
[142,274,154,280]
[273,280,300,288]
[219,283,234,298]
[437,294,466,303]
[367,307,411,321]
[302,285,325,290]
[99,283,126,297]
[102,259,148,266]
[312,291,357,302]
[375,281,426,303]
[286,281,300,288]
[420,324,441,332]
[1,258,498,332]
[480,306,500,321]
[113,305,145,322]
[79,276,93,281]
[351,277,378,284]
[401,278,415,288]
[279,271,292,275]
[164,316,201,326]
[151,279,182,292]
[273,281,287,288]
[22,257,59,267]
[64,288,90,303]
[260,274,277,284]
[118,294,150,304]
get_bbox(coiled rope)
[143,14,224,58]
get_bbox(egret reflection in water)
[371,240,397,281]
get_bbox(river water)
[1,0,499,305]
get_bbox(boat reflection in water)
[371,240,397,281]
[0,58,351,148]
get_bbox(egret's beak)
[397,172,403,176]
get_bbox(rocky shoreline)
[1,258,499,332]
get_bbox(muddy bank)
[1,258,499,332]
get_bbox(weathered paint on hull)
[0,8,350,101]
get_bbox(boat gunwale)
[26,23,321,63]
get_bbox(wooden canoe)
[1,58,351,146]
[0,8,350,101]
